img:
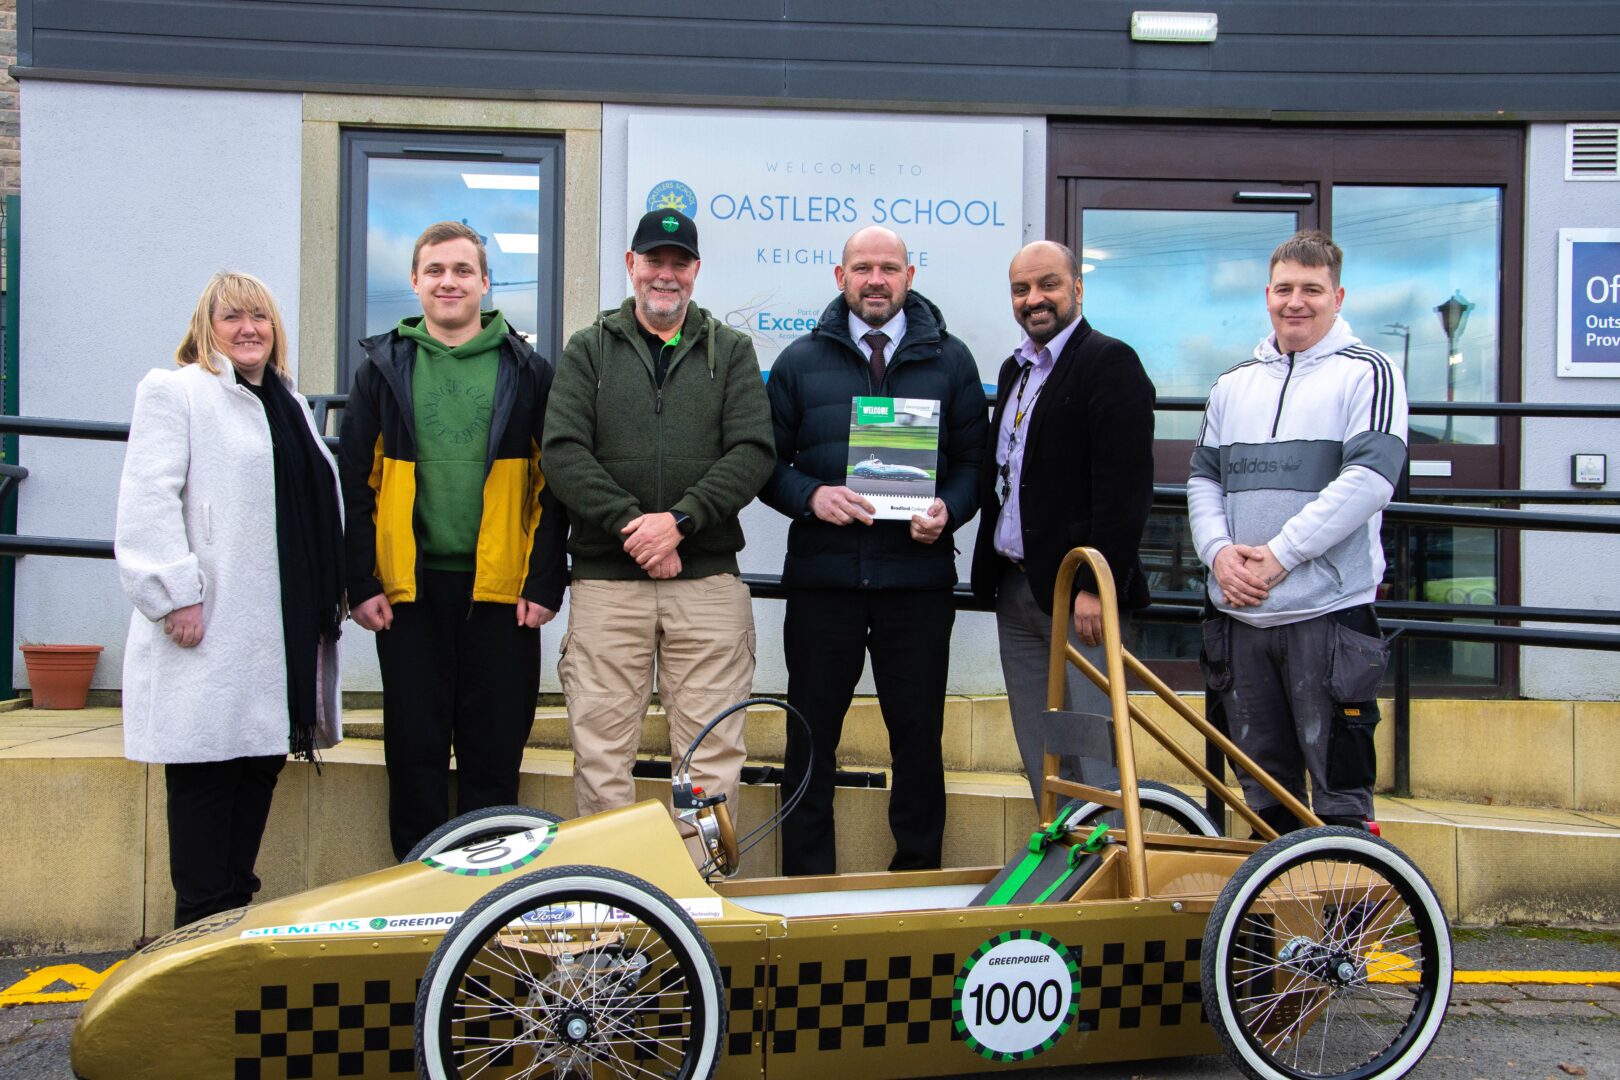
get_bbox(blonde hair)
[175,271,291,378]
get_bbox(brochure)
[845,396,940,521]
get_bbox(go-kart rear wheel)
[1201,826,1452,1080]
[404,806,564,864]
[417,864,725,1080]
[1070,779,1222,838]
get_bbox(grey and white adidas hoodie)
[1188,317,1407,628]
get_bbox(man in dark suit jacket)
[763,226,987,875]
[970,240,1156,805]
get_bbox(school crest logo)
[647,179,698,216]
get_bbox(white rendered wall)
[14,82,305,691]
[599,105,1047,695]
[1519,123,1620,699]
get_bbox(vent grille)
[1567,124,1620,181]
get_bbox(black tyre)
[1069,779,1222,838]
[417,864,725,1080]
[404,806,565,864]
[1202,826,1452,1080]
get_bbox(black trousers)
[376,569,541,859]
[781,587,955,876]
[165,755,285,927]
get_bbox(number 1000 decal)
[953,930,1082,1062]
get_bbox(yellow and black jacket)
[338,326,568,608]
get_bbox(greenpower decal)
[242,912,460,939]
[421,826,555,877]
[953,930,1081,1062]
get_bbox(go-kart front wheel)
[404,805,565,864]
[1201,826,1452,1080]
[416,865,725,1080]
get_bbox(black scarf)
[240,372,345,761]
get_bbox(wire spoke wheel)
[418,866,724,1080]
[1071,779,1223,838]
[1203,826,1451,1080]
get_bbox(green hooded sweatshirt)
[402,310,506,569]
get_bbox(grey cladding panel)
[58,0,787,59]
[784,60,1618,114]
[20,0,1620,114]
[32,31,789,98]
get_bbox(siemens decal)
[709,194,1006,228]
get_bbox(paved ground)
[7,930,1620,1079]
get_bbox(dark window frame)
[338,129,565,388]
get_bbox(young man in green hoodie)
[543,210,773,854]
[339,221,567,860]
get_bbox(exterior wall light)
[1130,11,1219,42]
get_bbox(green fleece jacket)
[542,298,774,580]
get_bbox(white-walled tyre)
[417,865,724,1080]
[1071,779,1222,838]
[404,806,565,864]
[1202,826,1452,1080]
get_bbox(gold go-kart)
[71,549,1451,1080]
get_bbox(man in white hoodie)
[1188,230,1408,834]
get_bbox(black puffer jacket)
[760,291,988,590]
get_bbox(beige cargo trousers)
[559,574,755,855]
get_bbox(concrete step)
[342,692,1620,812]
[3,706,1619,951]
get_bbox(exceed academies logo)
[647,180,698,216]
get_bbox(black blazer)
[969,318,1156,614]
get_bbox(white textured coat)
[116,362,342,763]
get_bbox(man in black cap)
[543,211,773,854]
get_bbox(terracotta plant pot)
[20,644,105,710]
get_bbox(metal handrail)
[3,405,1616,822]
[1152,396,1620,418]
[1151,484,1620,531]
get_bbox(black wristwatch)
[671,511,696,536]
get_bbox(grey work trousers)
[996,564,1125,806]
[1202,607,1387,821]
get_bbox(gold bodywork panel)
[73,803,1294,1078]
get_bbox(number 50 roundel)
[952,930,1082,1062]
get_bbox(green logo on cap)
[662,216,679,232]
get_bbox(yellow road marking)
[1367,951,1620,987]
[1453,970,1620,986]
[2,955,1618,1007]
[0,961,124,1006]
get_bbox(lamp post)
[1434,291,1474,443]
[1381,322,1410,382]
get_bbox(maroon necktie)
[863,330,889,385]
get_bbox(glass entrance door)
[1068,181,1315,674]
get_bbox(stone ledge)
[3,727,1620,950]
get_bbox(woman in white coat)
[116,271,344,930]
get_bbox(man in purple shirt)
[970,241,1156,805]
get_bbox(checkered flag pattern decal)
[723,936,1206,1060]
[1076,937,1207,1033]
[233,979,418,1078]
[720,952,960,1056]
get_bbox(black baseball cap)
[631,209,700,258]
